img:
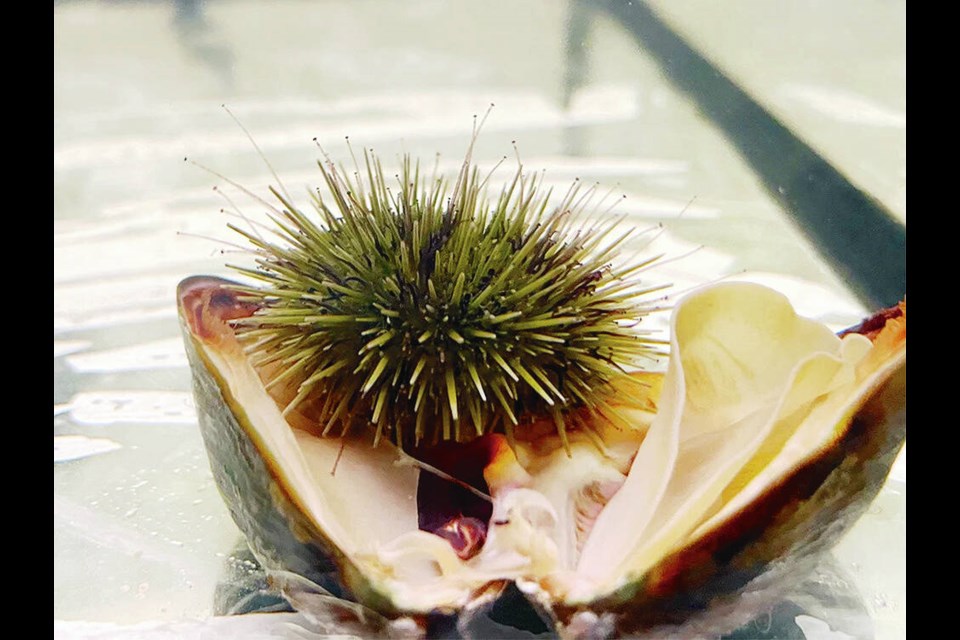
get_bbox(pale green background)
[54,1,905,638]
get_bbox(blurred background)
[54,1,905,638]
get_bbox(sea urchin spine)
[225,136,667,448]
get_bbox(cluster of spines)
[228,141,666,448]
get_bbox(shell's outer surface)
[180,278,343,583]
[178,275,906,639]
[179,276,402,623]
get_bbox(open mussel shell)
[178,275,905,638]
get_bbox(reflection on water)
[54,0,904,636]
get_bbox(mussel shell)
[178,275,905,638]
[179,276,402,618]
[556,358,905,638]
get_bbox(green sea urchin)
[226,137,666,448]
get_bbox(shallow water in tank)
[54,1,904,637]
